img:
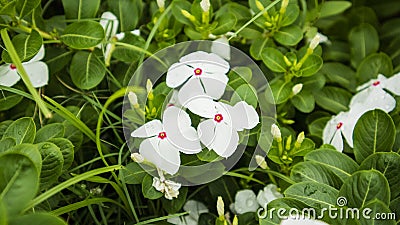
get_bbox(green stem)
[16,24,54,40]
[1,29,52,118]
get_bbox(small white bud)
[128,92,139,108]
[309,34,320,50]
[217,196,225,218]
[156,0,165,9]
[232,216,238,225]
[255,155,268,169]
[281,0,289,9]
[146,79,153,94]
[131,152,144,163]
[292,83,303,95]
[271,124,282,141]
[200,0,210,12]
[296,132,305,144]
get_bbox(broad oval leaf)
[60,21,104,49]
[37,142,64,190]
[108,0,142,32]
[273,25,303,46]
[9,213,67,225]
[227,67,253,89]
[230,84,258,108]
[359,199,396,225]
[0,89,23,111]
[142,174,163,200]
[70,51,106,89]
[0,138,16,153]
[280,4,300,27]
[338,170,390,208]
[35,123,65,143]
[2,30,42,63]
[268,79,293,104]
[0,152,39,216]
[353,109,395,164]
[321,62,356,91]
[213,13,237,35]
[47,138,74,171]
[298,54,323,77]
[121,162,147,184]
[3,117,36,144]
[161,187,188,214]
[356,53,393,84]
[291,90,315,113]
[261,47,287,73]
[16,0,40,18]
[250,37,271,60]
[319,1,352,18]
[349,23,379,68]
[314,86,352,114]
[9,144,42,173]
[61,0,100,20]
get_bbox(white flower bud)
[309,34,320,50]
[271,124,282,141]
[217,196,225,218]
[281,0,289,9]
[200,0,210,12]
[292,83,303,95]
[296,132,305,144]
[130,152,144,163]
[255,155,268,169]
[146,79,153,94]
[232,216,238,225]
[156,0,165,9]
[128,92,139,108]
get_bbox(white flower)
[271,124,282,140]
[232,190,259,214]
[322,106,364,152]
[349,74,400,113]
[0,45,48,87]
[257,184,283,208]
[131,106,201,175]
[211,36,231,60]
[200,0,210,12]
[317,32,330,44]
[187,98,259,158]
[166,51,230,106]
[217,196,224,217]
[152,169,181,200]
[280,216,329,225]
[292,83,303,95]
[167,200,209,225]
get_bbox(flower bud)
[255,155,268,169]
[255,0,265,11]
[292,83,303,95]
[232,216,238,225]
[128,92,139,108]
[283,55,292,66]
[156,0,165,10]
[294,132,305,148]
[181,10,196,22]
[131,152,144,163]
[309,34,320,50]
[281,0,289,9]
[217,196,225,218]
[271,124,282,142]
[285,135,292,150]
[200,0,210,12]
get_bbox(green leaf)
[319,1,352,18]
[261,47,287,73]
[37,142,64,190]
[70,51,106,89]
[3,117,36,144]
[0,138,16,153]
[0,152,39,216]
[0,200,7,225]
[60,21,104,49]
[250,37,271,60]
[2,30,42,63]
[356,53,393,84]
[291,90,315,113]
[34,123,65,143]
[0,121,12,139]
[61,0,100,20]
[171,0,192,26]
[314,86,352,114]
[280,4,300,27]
[47,138,74,171]
[0,1,16,17]
[121,162,147,184]
[0,88,23,111]
[8,144,42,173]
[142,174,163,200]
[339,170,390,208]
[359,199,396,225]
[10,213,67,225]
[15,0,40,18]
[298,54,323,77]
[197,149,221,162]
[108,0,142,31]
[284,181,339,209]
[227,67,252,90]
[349,23,379,68]
[212,14,237,35]
[289,138,315,157]
[112,33,145,63]
[268,79,293,104]
[308,117,330,138]
[161,187,188,214]
[359,152,400,199]
[321,62,356,91]
[230,84,258,108]
[353,109,396,163]
[273,25,303,46]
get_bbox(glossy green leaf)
[289,138,315,157]
[8,144,42,173]
[0,138,16,153]
[230,84,258,108]
[280,4,300,27]
[171,0,193,26]
[291,90,315,113]
[321,62,356,91]
[353,109,395,163]
[2,30,42,63]
[61,0,100,20]
[0,89,23,111]
[15,0,40,18]
[161,187,188,214]
[314,86,352,114]
[356,53,393,84]
[121,162,147,184]
[70,51,106,89]
[349,23,379,68]
[3,117,36,144]
[319,1,352,18]
[35,123,65,143]
[10,213,67,225]
[268,80,293,104]
[142,174,163,200]
[298,54,323,77]
[37,142,64,190]
[261,47,287,73]
[47,138,74,171]
[60,21,104,49]
[213,14,237,35]
[108,0,142,31]
[227,67,252,89]
[359,199,396,225]
[112,33,145,63]
[250,37,271,60]
[273,25,303,46]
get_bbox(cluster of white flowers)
[323,73,400,151]
[130,50,260,199]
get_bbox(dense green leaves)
[70,51,106,89]
[35,123,65,143]
[2,30,42,63]
[356,53,393,84]
[319,1,352,18]
[291,90,315,113]
[261,48,287,73]
[60,21,105,49]
[315,86,352,113]
[349,23,379,68]
[142,174,163,199]
[37,142,64,190]
[61,0,100,20]
[16,0,40,18]
[107,0,142,32]
[2,117,36,144]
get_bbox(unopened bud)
[131,152,144,163]
[217,196,225,218]
[156,0,165,10]
[271,124,282,141]
[309,34,320,50]
[255,155,268,169]
[128,92,139,108]
[285,135,292,150]
[283,55,292,66]
[292,83,303,95]
[295,132,305,148]
[232,216,238,225]
[280,0,289,12]
[181,9,196,22]
[255,0,264,11]
[200,0,210,12]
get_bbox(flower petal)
[211,36,231,60]
[131,120,163,138]
[200,72,228,100]
[28,45,45,62]
[234,189,259,214]
[183,200,209,221]
[331,130,343,152]
[211,122,239,158]
[350,87,396,113]
[280,217,329,225]
[184,96,217,119]
[228,101,259,131]
[179,51,229,74]
[100,11,119,40]
[166,62,193,88]
[383,72,400,95]
[257,184,283,208]
[0,64,20,87]
[22,61,49,88]
[163,106,202,154]
[197,119,217,149]
[178,78,210,108]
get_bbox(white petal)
[340,106,365,148]
[350,87,396,113]
[23,61,49,87]
[177,78,210,108]
[183,200,209,221]
[211,122,239,158]
[163,106,202,154]
[100,11,119,40]
[197,119,217,151]
[322,112,348,151]
[200,72,228,100]
[131,120,163,138]
[228,101,259,131]
[280,217,329,225]
[28,45,45,62]
[0,64,20,87]
[211,37,231,60]
[331,130,343,152]
[234,190,259,214]
[179,51,229,74]
[383,73,400,95]
[131,29,140,36]
[139,137,180,175]
[166,62,194,88]
[256,184,283,208]
[115,32,125,40]
[104,43,113,61]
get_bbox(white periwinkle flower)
[280,216,329,225]
[257,184,283,208]
[152,169,181,200]
[166,51,230,105]
[233,190,259,214]
[211,36,231,60]
[349,74,400,113]
[0,45,48,87]
[200,0,210,12]
[187,98,259,158]
[131,106,201,175]
[167,200,209,225]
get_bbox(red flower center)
[194,68,202,76]
[214,114,223,123]
[158,132,167,140]
[9,64,17,70]
[372,81,380,86]
[336,122,343,130]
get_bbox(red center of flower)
[214,114,223,123]
[9,64,17,70]
[372,81,380,86]
[158,132,167,140]
[194,68,202,76]
[336,122,343,130]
